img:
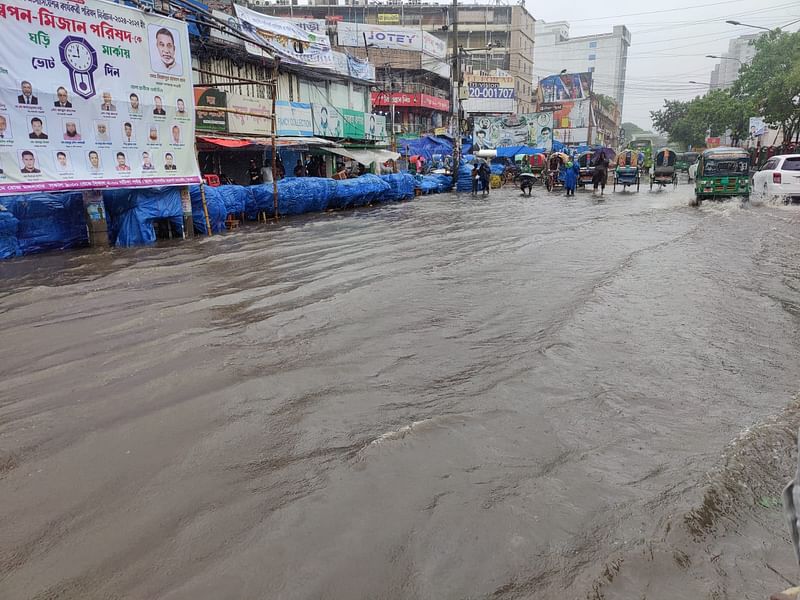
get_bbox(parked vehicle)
[613,149,641,192]
[676,151,700,175]
[692,147,750,205]
[650,148,678,190]
[629,139,653,175]
[752,153,800,204]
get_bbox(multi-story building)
[709,33,759,90]
[256,1,537,127]
[533,21,630,117]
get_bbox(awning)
[196,135,336,149]
[325,147,400,165]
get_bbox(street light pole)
[450,0,460,182]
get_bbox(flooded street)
[2,181,800,599]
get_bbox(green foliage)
[621,121,648,137]
[652,30,800,148]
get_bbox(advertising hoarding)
[227,92,271,136]
[463,73,515,113]
[195,87,227,132]
[276,100,313,136]
[472,112,554,152]
[311,102,342,138]
[337,22,446,59]
[0,0,200,194]
[538,72,592,103]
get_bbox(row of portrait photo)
[0,113,185,145]
[15,81,191,118]
[9,148,180,176]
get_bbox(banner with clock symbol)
[0,0,200,194]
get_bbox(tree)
[621,121,648,137]
[733,30,800,143]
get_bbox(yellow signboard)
[377,13,400,24]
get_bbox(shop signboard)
[365,113,387,143]
[472,112,554,152]
[463,73,515,113]
[276,100,313,136]
[341,107,364,139]
[371,92,450,112]
[227,92,271,136]
[195,87,227,132]
[0,0,200,193]
[311,102,343,138]
[377,13,400,24]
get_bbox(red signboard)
[371,92,450,112]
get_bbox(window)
[761,158,778,171]
[589,41,597,48]
[782,157,800,171]
[588,54,596,61]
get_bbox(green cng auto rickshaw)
[676,151,699,174]
[692,147,750,205]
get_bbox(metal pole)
[451,0,460,182]
[271,59,280,220]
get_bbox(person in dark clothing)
[592,151,610,196]
[479,162,491,195]
[248,159,262,185]
[294,159,307,177]
[471,163,480,195]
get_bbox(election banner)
[194,87,227,132]
[365,112,387,143]
[748,116,766,138]
[0,0,200,194]
[235,5,334,69]
[311,102,343,138]
[538,72,592,103]
[341,107,364,139]
[473,112,554,152]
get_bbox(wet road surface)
[1,181,800,599]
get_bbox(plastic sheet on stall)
[456,162,475,192]
[398,135,454,163]
[0,208,20,259]
[1,192,87,255]
[217,185,252,216]
[329,174,391,209]
[380,173,415,201]
[430,174,453,193]
[248,178,337,218]
[190,186,227,235]
[103,187,183,247]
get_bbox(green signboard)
[341,108,365,139]
[195,87,228,132]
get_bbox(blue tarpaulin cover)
[380,173,415,201]
[190,186,227,235]
[1,193,87,254]
[399,135,454,163]
[104,187,183,247]
[0,209,20,259]
[329,174,390,209]
[217,185,251,216]
[249,178,337,217]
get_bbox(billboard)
[311,102,343,138]
[463,73,515,113]
[337,22,446,59]
[538,72,592,103]
[550,99,591,129]
[195,87,227,132]
[472,112,554,152]
[0,0,200,194]
[749,116,766,138]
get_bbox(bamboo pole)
[200,182,212,236]
[271,59,280,220]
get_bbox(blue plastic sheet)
[329,174,390,209]
[0,209,20,259]
[217,185,251,216]
[431,174,453,193]
[2,192,87,254]
[399,135,454,163]
[103,187,183,247]
[415,174,452,194]
[380,173,415,201]
[456,162,474,192]
[190,186,227,235]
[495,146,546,158]
[248,178,337,218]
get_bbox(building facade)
[533,21,630,117]
[709,34,759,90]
[255,2,537,122]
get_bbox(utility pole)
[450,0,460,181]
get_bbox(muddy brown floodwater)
[1,183,800,600]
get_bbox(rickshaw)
[576,151,595,188]
[650,148,678,190]
[692,147,750,205]
[513,153,546,191]
[545,152,570,192]
[613,149,641,192]
[676,151,700,175]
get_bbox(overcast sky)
[527,0,800,130]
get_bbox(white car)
[752,154,800,204]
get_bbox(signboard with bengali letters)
[0,0,200,194]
